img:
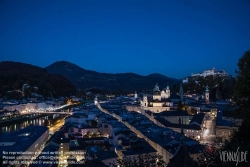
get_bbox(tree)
[220,114,250,167]
[177,100,183,110]
[189,108,197,115]
[86,131,91,136]
[195,145,222,167]
[216,87,222,100]
[235,50,250,114]
[92,132,98,137]
[89,120,98,128]
[182,104,191,114]
[210,50,250,167]
[112,154,166,167]
[0,157,3,166]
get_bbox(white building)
[94,97,98,105]
[134,91,138,99]
[36,102,47,110]
[182,78,189,83]
[65,109,98,125]
[71,97,82,102]
[191,68,228,77]
[26,103,37,111]
[141,83,173,113]
[3,104,26,112]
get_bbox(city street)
[49,120,65,134]
[201,115,216,144]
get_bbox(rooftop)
[189,113,205,125]
[0,126,48,156]
[154,110,190,117]
[30,144,59,167]
[86,146,118,161]
[122,144,156,156]
[216,110,237,127]
[155,117,201,130]
[46,130,69,145]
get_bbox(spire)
[153,83,160,92]
[134,91,138,99]
[180,119,185,145]
[205,84,210,104]
[94,96,98,105]
[181,119,184,134]
[205,84,209,92]
[166,82,169,90]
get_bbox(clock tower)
[205,84,209,104]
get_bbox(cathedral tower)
[94,97,98,105]
[134,91,138,99]
[205,84,209,104]
[165,83,170,98]
[143,95,148,107]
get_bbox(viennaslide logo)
[219,147,248,166]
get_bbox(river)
[0,114,65,135]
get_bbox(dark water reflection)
[0,116,53,134]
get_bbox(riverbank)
[0,103,79,126]
[0,114,50,126]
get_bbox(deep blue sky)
[1,0,250,79]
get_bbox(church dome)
[153,91,161,95]
[153,83,160,92]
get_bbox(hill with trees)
[172,75,235,100]
[45,61,180,93]
[0,61,76,99]
[192,50,250,167]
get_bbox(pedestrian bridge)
[28,111,72,115]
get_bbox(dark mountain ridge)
[45,61,181,92]
[0,61,76,98]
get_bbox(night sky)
[1,0,250,79]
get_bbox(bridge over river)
[28,111,72,115]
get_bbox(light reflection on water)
[0,115,53,135]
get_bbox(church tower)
[153,83,160,92]
[166,83,170,98]
[166,83,169,90]
[94,97,98,105]
[168,119,194,167]
[134,91,138,99]
[179,84,183,102]
[180,119,185,145]
[153,83,161,100]
[142,95,148,107]
[205,84,209,104]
